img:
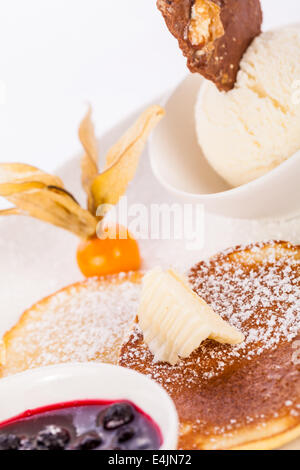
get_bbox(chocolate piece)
[157,0,263,91]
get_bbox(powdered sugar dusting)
[189,242,300,366]
[3,275,141,376]
[120,242,300,388]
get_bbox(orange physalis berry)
[76,224,141,277]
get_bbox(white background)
[0,0,299,179]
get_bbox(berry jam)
[0,400,162,451]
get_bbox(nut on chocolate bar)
[157,0,263,91]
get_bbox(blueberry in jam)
[70,431,103,450]
[36,425,70,450]
[0,434,20,450]
[19,437,37,451]
[0,400,161,451]
[116,425,135,443]
[101,403,134,430]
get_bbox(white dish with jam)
[0,363,178,450]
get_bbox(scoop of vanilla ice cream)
[195,26,300,187]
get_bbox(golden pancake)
[0,272,142,377]
[119,241,300,450]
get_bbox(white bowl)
[0,363,178,450]
[149,74,300,219]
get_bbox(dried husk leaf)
[0,340,6,367]
[0,163,63,187]
[0,163,97,238]
[6,187,97,239]
[0,181,48,197]
[91,105,165,212]
[47,185,80,204]
[79,108,99,214]
[0,208,22,216]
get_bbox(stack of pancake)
[1,241,299,450]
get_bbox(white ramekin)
[0,363,178,450]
